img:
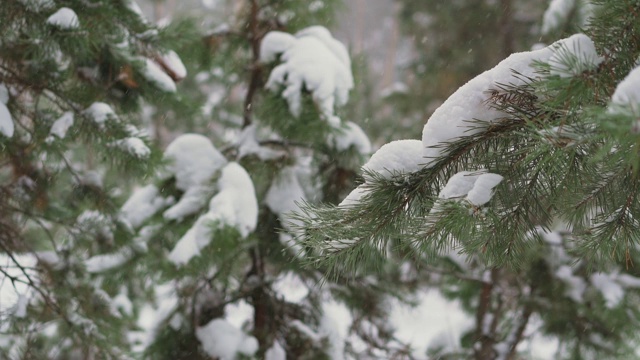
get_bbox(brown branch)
[243,0,263,128]
[474,268,499,360]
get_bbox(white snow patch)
[320,298,352,360]
[338,185,368,207]
[362,139,424,180]
[466,173,503,206]
[85,249,133,273]
[0,103,13,138]
[139,57,176,93]
[84,102,117,125]
[159,50,187,80]
[47,112,74,141]
[555,265,586,303]
[590,272,624,308]
[262,26,353,120]
[265,341,286,360]
[541,0,575,35]
[328,121,371,154]
[169,162,257,265]
[421,42,556,165]
[273,272,309,303]
[121,184,172,228]
[196,318,258,360]
[115,137,150,158]
[163,134,227,192]
[548,33,602,78]
[46,7,79,29]
[224,299,254,329]
[610,65,640,116]
[390,289,474,358]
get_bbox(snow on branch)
[168,162,258,265]
[421,34,600,167]
[260,26,353,121]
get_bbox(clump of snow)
[337,140,423,207]
[163,134,227,191]
[338,186,368,207]
[590,272,624,308]
[0,84,13,138]
[436,170,503,207]
[46,112,74,142]
[139,57,176,93]
[121,185,173,228]
[196,318,259,360]
[158,50,187,81]
[380,82,409,98]
[265,341,286,360]
[319,298,352,360]
[261,26,353,120]
[328,121,371,154]
[163,134,227,221]
[362,140,423,180]
[84,102,118,125]
[260,31,296,63]
[115,137,150,158]
[555,265,586,303]
[272,272,309,303]
[266,167,306,215]
[548,33,603,78]
[541,0,575,35]
[46,7,80,29]
[85,249,133,273]
[265,166,307,252]
[610,65,640,116]
[439,171,483,199]
[466,173,503,206]
[169,162,258,265]
[236,125,287,160]
[421,37,603,165]
[390,289,474,358]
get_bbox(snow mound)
[47,7,79,29]
[84,102,118,125]
[195,318,259,360]
[363,139,424,180]
[139,57,176,93]
[0,84,13,137]
[47,111,74,142]
[162,134,227,221]
[610,65,640,115]
[421,35,596,165]
[169,162,258,265]
[548,33,602,78]
[158,50,187,81]
[163,134,227,192]
[121,184,173,228]
[439,171,503,206]
[541,0,575,35]
[338,140,423,207]
[328,121,371,154]
[261,26,353,120]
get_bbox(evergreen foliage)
[297,1,640,359]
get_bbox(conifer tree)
[0,0,195,357]
[297,1,640,359]
[1,0,415,359]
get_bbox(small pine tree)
[297,1,640,359]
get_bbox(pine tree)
[0,0,197,357]
[1,0,417,359]
[297,1,640,359]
